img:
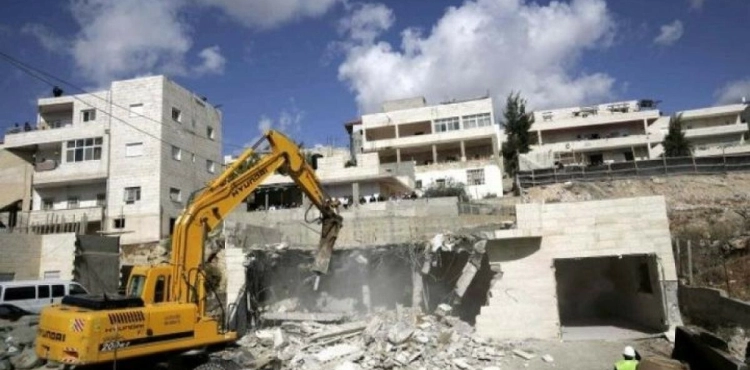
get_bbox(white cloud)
[194,46,227,75]
[689,0,705,10]
[337,0,616,114]
[255,99,305,138]
[714,78,750,105]
[653,20,684,46]
[338,3,394,43]
[197,0,340,29]
[21,24,69,52]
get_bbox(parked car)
[0,303,33,321]
[0,280,89,314]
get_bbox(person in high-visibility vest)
[613,346,639,370]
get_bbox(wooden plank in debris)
[261,312,348,323]
[308,321,368,342]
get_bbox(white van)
[0,280,89,314]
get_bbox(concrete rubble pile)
[0,317,45,370]
[217,305,551,370]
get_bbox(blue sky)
[0,0,748,155]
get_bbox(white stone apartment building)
[529,99,666,166]
[2,76,223,244]
[654,103,750,157]
[352,96,504,199]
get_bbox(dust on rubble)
[215,306,672,370]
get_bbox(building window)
[171,107,182,122]
[192,153,196,162]
[434,117,460,133]
[462,113,492,129]
[129,103,144,117]
[81,109,96,122]
[67,196,79,209]
[125,142,143,157]
[43,271,60,280]
[66,137,103,162]
[42,198,54,210]
[206,160,216,173]
[467,169,485,185]
[435,179,446,188]
[96,193,106,206]
[638,262,654,294]
[172,146,182,161]
[113,218,126,229]
[124,186,141,203]
[415,180,423,189]
[169,188,181,203]
[207,126,215,140]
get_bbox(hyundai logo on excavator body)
[231,168,268,197]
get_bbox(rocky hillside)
[524,173,750,300]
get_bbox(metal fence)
[0,212,90,235]
[517,153,750,188]
[457,201,516,220]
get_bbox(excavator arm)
[170,130,342,314]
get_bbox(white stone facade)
[2,76,222,244]
[658,103,750,156]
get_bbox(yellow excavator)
[35,130,343,368]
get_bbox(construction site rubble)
[218,306,551,370]
[0,317,44,370]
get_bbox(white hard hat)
[623,346,636,357]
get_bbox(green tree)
[501,92,535,175]
[663,114,692,157]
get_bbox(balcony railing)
[533,134,656,153]
[684,123,748,139]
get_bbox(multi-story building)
[529,99,666,166]
[353,96,504,199]
[2,76,222,244]
[661,103,750,156]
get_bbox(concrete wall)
[0,233,76,280]
[475,196,680,339]
[680,286,750,329]
[415,162,503,199]
[0,150,33,211]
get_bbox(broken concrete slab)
[542,354,554,363]
[513,349,536,360]
[261,312,348,323]
[313,344,362,363]
[309,321,367,342]
[387,322,414,344]
[9,348,41,370]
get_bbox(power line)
[0,50,248,151]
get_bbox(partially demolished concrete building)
[223,195,680,341]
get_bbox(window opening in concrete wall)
[172,107,182,122]
[434,117,460,133]
[44,271,61,280]
[42,198,54,210]
[67,196,79,209]
[435,179,446,188]
[462,113,492,129]
[467,169,485,185]
[415,180,423,189]
[553,255,666,340]
[125,142,143,157]
[206,160,215,173]
[207,126,215,140]
[124,187,141,203]
[81,109,96,122]
[172,145,182,161]
[66,137,103,162]
[96,193,106,206]
[129,103,143,117]
[192,153,196,162]
[169,188,181,202]
[113,217,125,229]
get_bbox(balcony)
[531,110,661,132]
[684,123,748,139]
[693,144,750,157]
[363,125,498,151]
[28,206,105,224]
[3,122,106,149]
[34,160,108,187]
[533,134,655,153]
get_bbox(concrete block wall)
[679,286,750,329]
[0,234,43,280]
[475,196,679,339]
[0,233,75,280]
[38,233,76,280]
